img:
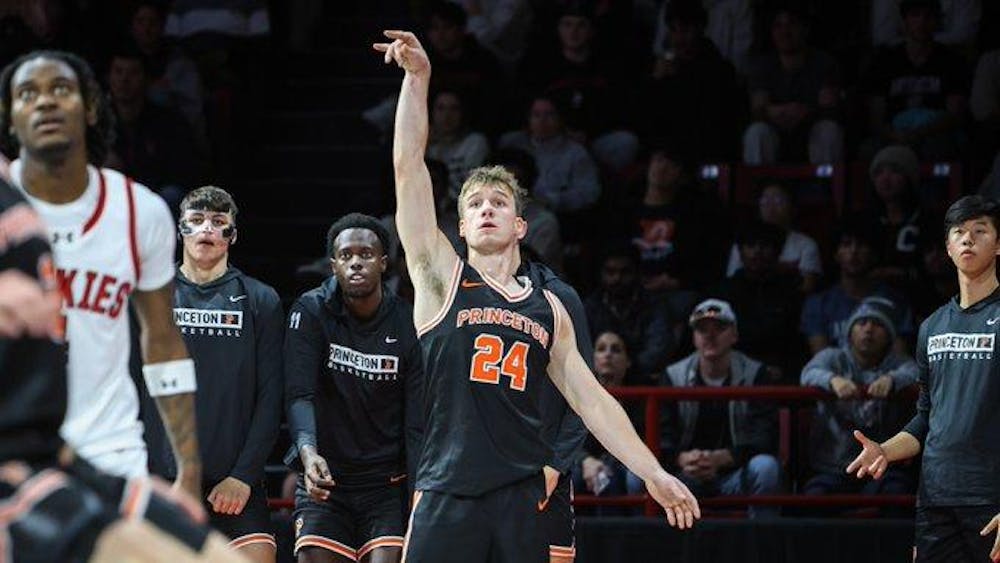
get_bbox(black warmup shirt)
[522,260,592,475]
[284,277,424,489]
[416,260,557,496]
[905,288,1000,506]
[0,180,66,464]
[144,266,284,485]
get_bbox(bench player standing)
[375,30,699,563]
[0,50,202,495]
[0,175,246,562]
[849,195,1000,563]
[285,213,424,563]
[142,186,283,562]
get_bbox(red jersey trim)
[124,176,141,284]
[81,170,107,235]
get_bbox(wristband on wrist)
[143,358,197,397]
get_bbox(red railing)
[267,386,918,517]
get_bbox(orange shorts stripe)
[550,545,576,557]
[357,536,404,558]
[295,534,357,561]
[401,490,424,563]
[229,532,276,550]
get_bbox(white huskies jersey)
[12,161,176,473]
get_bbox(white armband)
[143,359,197,397]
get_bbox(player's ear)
[228,227,237,246]
[514,216,527,240]
[378,254,387,273]
[458,218,466,238]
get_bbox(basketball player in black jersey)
[375,31,700,563]
[0,176,246,562]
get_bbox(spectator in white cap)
[800,298,918,505]
[660,298,781,518]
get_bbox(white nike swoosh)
[385,336,397,343]
[988,318,999,325]
[230,295,248,302]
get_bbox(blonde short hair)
[457,165,528,216]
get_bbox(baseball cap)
[689,298,737,328]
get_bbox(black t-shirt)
[689,373,733,451]
[906,288,1000,506]
[417,261,556,496]
[862,43,969,119]
[0,180,66,464]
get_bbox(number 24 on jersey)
[469,334,529,391]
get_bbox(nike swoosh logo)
[537,496,550,512]
[385,336,398,343]
[988,317,1000,325]
[229,295,248,302]
[389,474,407,484]
[461,279,484,288]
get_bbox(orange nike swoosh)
[389,474,407,484]
[461,279,485,288]
[537,496,550,512]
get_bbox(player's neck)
[469,247,519,284]
[345,284,383,321]
[180,256,229,285]
[19,150,90,204]
[957,265,999,309]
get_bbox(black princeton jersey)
[0,179,67,464]
[416,260,559,496]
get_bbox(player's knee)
[361,545,402,563]
[746,454,781,491]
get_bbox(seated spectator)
[572,331,645,511]
[625,144,723,318]
[861,0,969,160]
[362,2,505,135]
[651,0,753,73]
[635,0,745,161]
[518,3,637,171]
[871,0,980,48]
[129,0,207,149]
[726,182,823,293]
[661,299,781,518]
[908,217,958,320]
[715,221,806,382]
[801,220,916,355]
[584,244,675,382]
[498,94,601,233]
[490,148,563,273]
[800,299,918,501]
[107,45,206,210]
[455,0,533,72]
[743,4,843,164]
[427,89,490,198]
[866,145,930,291]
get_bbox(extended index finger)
[383,30,419,46]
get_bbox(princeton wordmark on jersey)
[174,307,243,337]
[327,343,399,381]
[927,332,995,362]
[455,307,550,348]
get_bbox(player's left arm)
[132,186,200,497]
[220,283,284,514]
[545,293,700,529]
[133,283,201,498]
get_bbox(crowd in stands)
[4,0,1000,520]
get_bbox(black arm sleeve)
[230,285,285,485]
[283,299,325,456]
[903,322,930,442]
[550,281,594,474]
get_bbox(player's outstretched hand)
[373,30,430,76]
[845,430,888,480]
[979,512,1000,562]
[646,470,700,530]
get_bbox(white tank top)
[12,161,176,475]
